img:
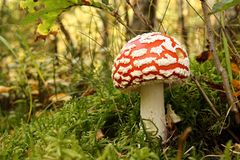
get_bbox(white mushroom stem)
[140,83,167,141]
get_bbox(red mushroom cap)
[112,32,190,89]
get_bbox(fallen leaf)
[233,91,240,97]
[166,104,181,129]
[0,86,12,93]
[167,104,181,123]
[28,79,38,90]
[231,63,240,75]
[232,79,240,90]
[234,143,240,152]
[196,50,212,63]
[96,129,104,141]
[49,93,72,103]
[82,0,91,5]
[27,80,39,96]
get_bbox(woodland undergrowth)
[0,0,240,159]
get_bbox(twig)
[176,127,192,160]
[126,0,153,29]
[186,0,204,21]
[192,76,239,142]
[206,4,240,67]
[126,0,156,34]
[159,0,171,34]
[191,74,220,117]
[200,0,237,113]
[70,1,137,36]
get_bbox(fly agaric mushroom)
[111,32,190,141]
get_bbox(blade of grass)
[220,14,232,82]
[222,30,233,82]
[0,35,33,121]
[200,0,237,112]
[0,35,17,58]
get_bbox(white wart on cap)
[112,32,190,89]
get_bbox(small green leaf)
[37,9,62,35]
[20,0,113,36]
[20,0,74,35]
[212,0,240,13]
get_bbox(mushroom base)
[140,83,167,141]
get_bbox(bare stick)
[200,0,237,112]
[126,0,157,34]
[191,75,220,117]
[176,127,192,160]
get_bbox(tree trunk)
[177,0,189,53]
[127,0,158,37]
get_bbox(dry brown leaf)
[96,129,104,141]
[27,80,40,96]
[232,80,240,97]
[232,79,240,90]
[231,63,240,75]
[28,79,39,91]
[31,90,39,96]
[49,93,72,103]
[0,86,12,93]
[82,0,91,5]
[233,91,240,97]
[234,143,240,152]
[195,50,212,63]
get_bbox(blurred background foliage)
[0,0,240,159]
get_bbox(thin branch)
[200,0,237,113]
[176,127,192,160]
[191,74,220,117]
[67,2,137,36]
[186,0,204,21]
[126,0,156,34]
[111,10,136,36]
[160,0,171,24]
[57,18,73,47]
